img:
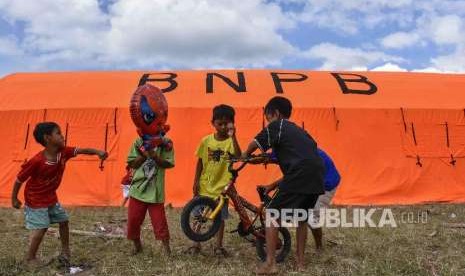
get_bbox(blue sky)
[1,0,464,77]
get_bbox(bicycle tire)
[180,196,222,242]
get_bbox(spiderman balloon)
[130,84,172,152]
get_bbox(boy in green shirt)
[126,137,174,256]
[190,105,241,256]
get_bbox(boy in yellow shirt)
[190,104,241,256]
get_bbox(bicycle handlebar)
[227,153,270,174]
[227,154,269,163]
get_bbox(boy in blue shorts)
[242,97,324,274]
[11,122,107,267]
[260,148,341,252]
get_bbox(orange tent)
[1,70,465,206]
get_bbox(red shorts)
[127,197,170,241]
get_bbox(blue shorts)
[24,203,69,230]
[220,200,229,220]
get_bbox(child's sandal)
[57,254,71,268]
[213,247,229,258]
[184,245,201,255]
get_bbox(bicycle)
[180,154,291,262]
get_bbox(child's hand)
[193,184,199,197]
[227,122,235,137]
[12,197,22,209]
[257,184,275,194]
[98,151,108,160]
[148,149,160,160]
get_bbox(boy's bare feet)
[57,254,71,268]
[24,258,46,271]
[131,239,143,255]
[295,262,305,272]
[255,263,278,275]
[162,240,171,257]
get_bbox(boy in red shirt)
[11,122,107,267]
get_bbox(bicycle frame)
[207,156,267,238]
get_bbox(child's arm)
[12,159,38,209]
[193,158,203,196]
[243,120,281,159]
[241,141,259,158]
[228,123,242,158]
[128,151,148,169]
[148,150,174,169]
[258,178,281,193]
[76,148,108,160]
[11,180,23,209]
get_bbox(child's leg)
[215,203,229,254]
[24,206,53,262]
[147,203,170,255]
[256,224,279,274]
[127,197,148,254]
[213,221,230,257]
[215,221,225,248]
[26,229,47,261]
[310,227,323,251]
[295,194,319,270]
[121,197,129,207]
[296,222,308,269]
[48,203,71,259]
[58,221,70,258]
[121,185,130,207]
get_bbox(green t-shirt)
[196,134,234,198]
[127,138,175,203]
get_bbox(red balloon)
[129,84,169,136]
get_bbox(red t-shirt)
[17,147,77,208]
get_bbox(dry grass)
[0,204,464,276]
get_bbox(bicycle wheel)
[255,227,291,263]
[180,196,222,242]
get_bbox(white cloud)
[412,67,447,73]
[371,62,407,72]
[431,47,465,72]
[0,0,108,53]
[429,15,464,45]
[0,0,296,71]
[0,35,22,56]
[103,0,296,68]
[302,43,403,70]
[381,32,421,49]
[296,0,416,34]
[1,0,465,74]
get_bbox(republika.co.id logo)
[265,208,429,228]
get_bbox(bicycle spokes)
[191,205,216,235]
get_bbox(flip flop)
[184,245,201,255]
[213,247,229,258]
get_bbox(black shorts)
[267,190,319,211]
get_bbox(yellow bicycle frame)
[207,195,226,220]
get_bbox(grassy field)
[0,204,464,276]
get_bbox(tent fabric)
[1,70,465,207]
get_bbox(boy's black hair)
[264,96,292,119]
[212,104,235,123]
[33,122,60,146]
